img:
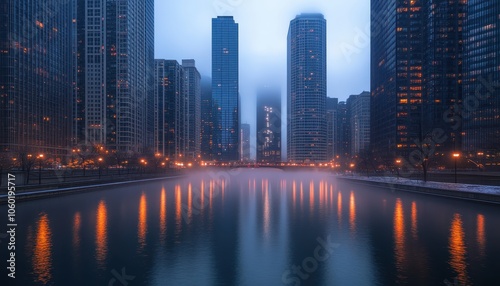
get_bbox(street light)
[395,159,401,179]
[98,157,103,179]
[38,154,44,185]
[452,153,460,183]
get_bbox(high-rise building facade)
[336,101,349,158]
[256,88,281,163]
[424,0,466,158]
[287,13,327,162]
[182,59,201,159]
[371,0,425,161]
[240,123,250,162]
[200,77,214,161]
[0,0,74,158]
[326,98,339,161]
[212,16,239,162]
[347,91,370,155]
[75,0,154,153]
[154,60,186,159]
[462,0,500,168]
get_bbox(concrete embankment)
[337,176,500,205]
[0,174,184,203]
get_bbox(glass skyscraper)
[287,13,327,162]
[75,0,154,153]
[212,16,239,162]
[154,60,186,159]
[256,88,281,163]
[182,59,201,160]
[371,0,425,161]
[463,0,500,168]
[0,0,74,158]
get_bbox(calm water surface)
[1,169,499,286]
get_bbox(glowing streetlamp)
[38,154,44,185]
[395,159,402,179]
[452,153,460,183]
[98,157,103,179]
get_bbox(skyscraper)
[371,0,425,161]
[336,101,349,158]
[200,77,214,161]
[424,0,466,160]
[75,0,155,153]
[154,60,186,159]
[287,13,327,162]
[212,16,239,162]
[0,0,74,158]
[240,123,250,162]
[463,0,500,168]
[182,59,201,159]
[256,88,281,163]
[326,97,339,161]
[347,91,370,155]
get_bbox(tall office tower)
[336,101,349,158]
[0,0,74,158]
[182,59,201,159]
[347,92,370,155]
[371,0,425,161]
[240,123,250,162]
[287,13,327,162]
[154,60,186,159]
[75,0,155,153]
[463,1,500,168]
[256,88,282,163]
[212,16,239,162]
[326,98,339,161]
[200,77,214,161]
[424,0,466,158]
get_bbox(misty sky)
[154,0,370,157]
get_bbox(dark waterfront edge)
[0,173,186,204]
[336,176,500,205]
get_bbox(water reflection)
[73,212,81,250]
[160,188,167,243]
[175,184,182,236]
[394,198,406,281]
[309,181,315,211]
[337,191,342,225]
[32,213,53,284]
[95,200,108,268]
[349,191,356,233]
[263,180,270,237]
[476,214,486,258]
[187,183,193,223]
[411,201,418,240]
[138,192,147,250]
[449,213,469,285]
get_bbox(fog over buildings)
[154,0,371,157]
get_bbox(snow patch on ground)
[337,175,500,195]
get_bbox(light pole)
[395,159,401,179]
[453,153,460,183]
[38,154,44,185]
[98,157,103,179]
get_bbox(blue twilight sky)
[154,0,370,157]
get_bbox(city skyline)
[154,0,371,146]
